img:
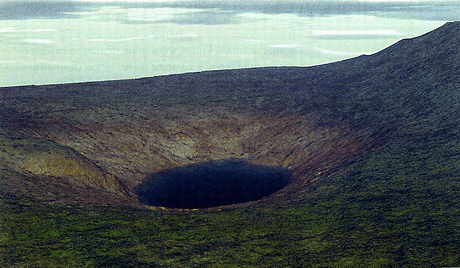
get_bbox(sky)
[1,0,459,86]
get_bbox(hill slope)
[1,22,460,267]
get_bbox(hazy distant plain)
[1,1,459,87]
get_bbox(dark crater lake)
[135,159,292,209]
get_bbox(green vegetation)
[2,137,460,267]
[2,129,460,267]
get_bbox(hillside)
[1,22,460,266]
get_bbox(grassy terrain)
[2,132,460,267]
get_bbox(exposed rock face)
[18,147,126,194]
[0,134,133,205]
[1,22,459,209]
[30,114,371,186]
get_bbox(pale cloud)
[171,34,200,41]
[313,29,403,36]
[23,39,57,44]
[37,60,75,67]
[87,35,154,42]
[2,1,459,21]
[315,48,362,56]
[69,0,161,1]
[98,50,125,54]
[269,44,300,48]
[173,34,200,38]
[312,29,404,38]
[0,59,74,67]
[0,28,57,33]
[244,39,264,44]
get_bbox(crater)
[27,113,375,208]
[135,159,292,209]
